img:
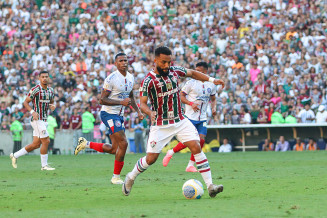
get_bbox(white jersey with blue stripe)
[101,70,134,116]
[182,79,216,121]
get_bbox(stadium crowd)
[1,0,327,135]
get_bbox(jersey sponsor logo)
[39,100,51,103]
[150,140,156,148]
[115,120,122,127]
[158,87,179,97]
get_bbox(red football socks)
[190,138,205,161]
[89,142,104,153]
[173,142,187,153]
[114,160,124,175]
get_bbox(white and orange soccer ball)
[182,179,204,199]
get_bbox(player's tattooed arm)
[130,91,144,120]
[186,69,225,88]
[99,89,131,106]
[23,96,39,120]
[140,96,156,124]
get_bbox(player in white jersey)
[163,62,218,172]
[74,53,143,184]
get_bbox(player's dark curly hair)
[196,61,209,69]
[155,46,172,57]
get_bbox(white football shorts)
[146,118,200,153]
[31,120,49,138]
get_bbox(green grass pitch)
[1,151,326,217]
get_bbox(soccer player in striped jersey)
[163,61,218,172]
[74,53,143,185]
[10,71,56,170]
[123,46,224,198]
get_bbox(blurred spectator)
[275,136,289,152]
[219,138,232,153]
[70,108,82,130]
[293,137,305,151]
[316,105,327,123]
[82,107,95,142]
[47,114,58,153]
[262,138,274,151]
[297,104,315,123]
[60,114,70,130]
[131,117,145,153]
[306,138,317,151]
[10,116,23,153]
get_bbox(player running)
[74,53,143,185]
[163,61,217,172]
[122,46,224,197]
[10,71,56,170]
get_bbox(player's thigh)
[146,125,175,153]
[40,136,50,145]
[32,136,41,146]
[176,119,200,144]
[110,130,128,148]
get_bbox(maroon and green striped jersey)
[140,66,187,126]
[27,85,55,121]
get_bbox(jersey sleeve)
[170,66,187,78]
[27,87,39,100]
[103,75,114,92]
[181,80,192,95]
[139,76,152,97]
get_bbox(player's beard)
[157,66,169,77]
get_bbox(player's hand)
[150,111,156,124]
[49,104,56,111]
[121,98,131,106]
[32,111,39,120]
[191,103,200,112]
[138,111,145,120]
[213,79,225,89]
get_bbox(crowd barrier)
[1,124,326,155]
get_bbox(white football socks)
[129,156,149,180]
[194,152,212,188]
[40,154,48,167]
[13,147,28,159]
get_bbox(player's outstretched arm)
[210,95,217,116]
[185,69,225,88]
[99,89,131,106]
[130,91,144,120]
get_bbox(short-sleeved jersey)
[182,79,216,121]
[101,70,134,116]
[27,84,55,121]
[140,66,187,126]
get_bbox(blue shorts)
[189,119,207,136]
[100,111,125,135]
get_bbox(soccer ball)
[182,179,204,199]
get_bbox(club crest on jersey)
[115,120,122,127]
[166,82,172,90]
[207,88,211,93]
[150,141,156,148]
